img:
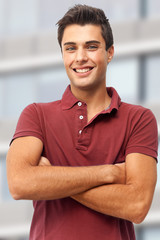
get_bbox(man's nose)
[75,48,88,63]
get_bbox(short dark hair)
[56,4,114,50]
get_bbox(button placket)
[76,102,85,137]
[79,114,83,134]
[75,101,92,150]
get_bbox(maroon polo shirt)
[12,85,158,240]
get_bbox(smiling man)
[7,4,158,240]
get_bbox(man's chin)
[71,82,99,93]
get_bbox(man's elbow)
[132,211,146,224]
[8,177,26,200]
[130,200,151,224]
[10,190,22,201]
[8,182,22,200]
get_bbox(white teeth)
[75,68,91,73]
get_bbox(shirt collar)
[61,85,121,111]
[61,85,79,110]
[106,87,121,113]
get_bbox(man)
[7,4,158,240]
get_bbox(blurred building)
[0,0,160,239]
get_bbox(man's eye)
[66,47,75,51]
[88,45,98,50]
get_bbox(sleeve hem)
[125,146,158,162]
[11,131,44,145]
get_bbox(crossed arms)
[7,136,157,224]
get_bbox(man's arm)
[7,136,125,201]
[71,153,157,224]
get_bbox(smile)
[74,68,93,73]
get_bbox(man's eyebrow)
[63,42,76,46]
[85,40,101,45]
[63,40,101,46]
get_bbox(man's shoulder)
[19,100,62,122]
[121,101,149,113]
[120,101,155,121]
[26,99,62,111]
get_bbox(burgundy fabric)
[12,86,158,240]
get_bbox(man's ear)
[107,45,114,63]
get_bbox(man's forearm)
[71,184,137,222]
[9,160,122,201]
[71,183,152,224]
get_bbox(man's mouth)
[73,67,93,73]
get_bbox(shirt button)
[78,102,82,107]
[79,130,82,134]
[79,115,84,120]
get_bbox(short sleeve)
[11,103,44,144]
[125,109,158,160]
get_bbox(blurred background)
[0,0,160,239]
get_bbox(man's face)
[61,24,113,94]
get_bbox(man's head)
[57,4,114,51]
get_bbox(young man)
[7,5,158,240]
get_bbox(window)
[0,0,4,34]
[146,0,160,18]
[0,80,4,117]
[36,67,68,102]
[107,57,139,103]
[142,226,160,240]
[5,0,38,35]
[0,156,12,201]
[146,55,160,102]
[0,67,69,118]
[0,73,36,118]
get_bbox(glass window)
[6,0,38,35]
[142,226,160,240]
[102,0,139,21]
[146,0,160,18]
[107,57,139,103]
[1,156,12,201]
[0,80,4,117]
[1,73,37,118]
[37,67,68,102]
[0,158,2,201]
[0,0,4,34]
[0,67,69,118]
[146,55,160,102]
